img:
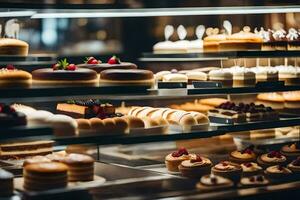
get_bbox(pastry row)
[257,91,300,109]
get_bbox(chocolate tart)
[165,147,192,172]
[196,174,234,191]
[264,165,292,182]
[229,148,256,164]
[178,155,212,178]
[211,161,242,183]
[240,175,269,187]
[257,151,287,168]
[240,162,263,177]
[280,143,300,161]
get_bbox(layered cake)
[286,28,300,50]
[23,162,68,191]
[269,29,287,50]
[211,161,242,183]
[264,165,292,181]
[0,169,14,197]
[240,175,269,187]
[250,66,278,82]
[0,38,29,56]
[0,103,27,127]
[165,147,192,172]
[240,162,263,177]
[61,153,94,182]
[0,65,32,87]
[280,143,300,161]
[208,68,233,87]
[257,151,287,168]
[99,69,154,87]
[0,140,54,159]
[229,147,257,164]
[196,174,233,191]
[23,155,51,166]
[275,65,300,85]
[32,59,98,86]
[203,28,227,52]
[230,66,256,87]
[77,56,137,73]
[178,154,212,178]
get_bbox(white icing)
[254,27,270,42]
[177,25,187,40]
[272,29,286,40]
[196,25,205,39]
[162,73,188,82]
[266,165,292,174]
[223,20,232,35]
[241,162,262,172]
[186,71,207,80]
[208,68,232,80]
[164,25,174,41]
[287,28,299,41]
[201,174,231,186]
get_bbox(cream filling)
[200,175,231,186]
[241,176,268,185]
[266,166,292,174]
[181,157,211,167]
[231,151,255,159]
[241,162,262,172]
[0,147,53,156]
[261,154,286,163]
[214,163,239,171]
[165,153,190,161]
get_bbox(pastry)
[211,161,242,183]
[77,56,137,73]
[25,110,54,126]
[178,154,212,178]
[280,143,300,161]
[196,174,233,191]
[250,66,278,82]
[45,114,78,136]
[185,71,207,83]
[203,28,227,52]
[264,165,292,181]
[254,27,272,50]
[229,147,257,164]
[269,29,287,50]
[208,68,233,87]
[170,25,190,53]
[0,38,29,56]
[240,162,263,177]
[169,101,214,114]
[11,104,36,115]
[256,93,285,110]
[275,126,299,138]
[282,91,300,109]
[23,156,51,166]
[0,65,32,87]
[199,98,228,107]
[23,162,68,191]
[275,65,300,85]
[0,140,54,159]
[154,71,172,82]
[153,40,178,54]
[257,151,287,168]
[61,153,94,182]
[188,25,205,53]
[162,73,188,83]
[123,115,145,129]
[165,147,192,172]
[0,169,14,197]
[240,175,269,187]
[0,103,26,127]
[219,26,262,51]
[32,59,98,86]
[287,28,300,50]
[100,69,154,87]
[230,66,256,87]
[76,119,92,130]
[287,156,300,177]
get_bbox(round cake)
[0,65,32,88]
[0,169,14,197]
[77,56,137,73]
[0,38,29,56]
[100,69,154,86]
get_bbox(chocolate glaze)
[77,62,137,73]
[0,111,26,127]
[32,68,97,81]
[100,69,153,81]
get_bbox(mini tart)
[178,155,212,178]
[240,175,269,187]
[165,148,191,172]
[77,62,137,73]
[229,149,257,164]
[240,162,263,177]
[257,151,287,168]
[264,165,292,181]
[280,143,300,161]
[287,157,300,177]
[196,174,233,191]
[211,161,242,183]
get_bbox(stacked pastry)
[256,91,300,109]
[154,69,207,84]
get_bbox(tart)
[240,162,263,177]
[0,65,32,88]
[240,175,269,187]
[287,157,300,178]
[280,143,300,161]
[257,151,287,168]
[178,154,212,178]
[165,147,192,172]
[32,59,98,86]
[77,56,137,73]
[211,161,242,183]
[264,165,292,181]
[0,38,29,56]
[229,147,257,164]
[196,174,233,191]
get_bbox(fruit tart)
[178,154,212,178]
[229,146,257,164]
[281,143,300,161]
[196,174,234,191]
[211,161,242,183]
[165,147,192,172]
[240,175,269,187]
[264,165,292,181]
[287,156,300,177]
[257,151,287,168]
[240,162,263,177]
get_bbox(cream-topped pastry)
[208,68,233,87]
[196,174,234,191]
[287,28,300,50]
[186,71,207,82]
[212,161,242,183]
[258,151,287,168]
[181,156,211,167]
[250,66,278,82]
[230,148,256,163]
[241,162,262,172]
[188,25,205,53]
[162,73,188,82]
[178,154,212,178]
[214,162,239,171]
[155,71,172,81]
[230,66,256,87]
[275,65,300,85]
[265,165,292,174]
[287,157,300,175]
[241,175,269,186]
[165,147,192,172]
[281,143,300,160]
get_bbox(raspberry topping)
[108,55,121,64]
[242,148,253,155]
[171,147,189,157]
[221,162,228,167]
[267,151,282,158]
[66,64,76,71]
[190,155,203,163]
[210,177,217,184]
[244,162,253,168]
[85,57,101,64]
[292,157,300,166]
[277,165,283,171]
[256,175,264,182]
[249,177,255,182]
[6,64,15,70]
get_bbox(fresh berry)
[86,57,100,64]
[191,155,202,163]
[210,177,217,184]
[222,162,228,167]
[90,59,99,64]
[6,64,15,70]
[108,55,121,64]
[256,176,264,182]
[249,177,255,182]
[178,147,189,155]
[244,162,253,168]
[243,149,253,155]
[52,63,60,70]
[67,64,76,71]
[267,151,278,158]
[92,105,100,115]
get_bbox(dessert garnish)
[210,176,218,184]
[249,176,255,182]
[256,175,264,182]
[267,151,282,158]
[108,55,121,64]
[171,147,189,157]
[290,142,300,150]
[292,157,300,166]
[85,56,101,64]
[6,64,15,70]
[171,69,178,73]
[190,155,203,163]
[277,165,284,171]
[244,162,253,168]
[241,146,254,154]
[221,161,228,167]
[52,59,77,71]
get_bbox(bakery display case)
[0,1,300,200]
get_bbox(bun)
[76,119,91,130]
[113,117,129,133]
[124,115,145,129]
[89,118,104,131]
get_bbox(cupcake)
[264,165,292,182]
[196,174,233,191]
[178,154,212,178]
[211,161,242,183]
[241,162,263,177]
[257,151,287,168]
[281,143,300,161]
[229,147,257,164]
[240,175,269,187]
[287,156,300,178]
[165,147,191,172]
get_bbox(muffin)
[281,143,300,161]
[240,162,263,177]
[287,156,300,178]
[257,151,287,168]
[229,147,257,164]
[264,165,292,182]
[178,154,212,178]
[240,175,269,187]
[165,147,192,172]
[211,161,242,183]
[196,174,233,191]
